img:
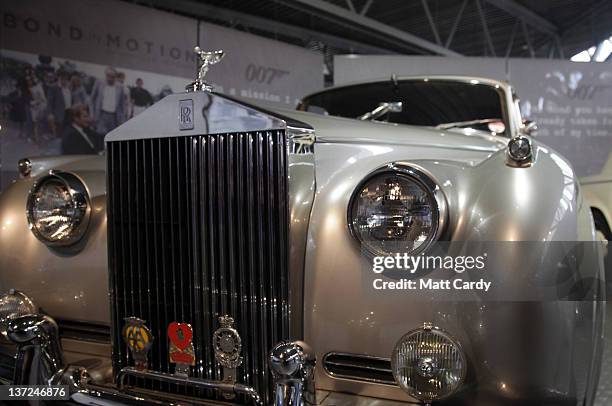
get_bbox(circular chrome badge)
[213,316,242,368]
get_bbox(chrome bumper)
[6,313,316,406]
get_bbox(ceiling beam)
[445,0,468,48]
[484,0,558,36]
[475,0,496,56]
[421,0,442,45]
[278,0,462,56]
[345,0,356,13]
[560,0,610,39]
[504,19,519,58]
[360,0,374,16]
[131,0,393,54]
[520,19,535,58]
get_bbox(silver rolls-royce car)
[0,50,605,406]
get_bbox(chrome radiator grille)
[107,130,289,403]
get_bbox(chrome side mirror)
[521,120,538,136]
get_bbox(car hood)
[272,107,507,153]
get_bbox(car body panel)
[0,156,109,324]
[299,137,599,402]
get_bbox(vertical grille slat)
[107,130,289,404]
[226,134,237,322]
[199,136,213,381]
[168,138,177,323]
[277,135,289,335]
[255,132,266,394]
[151,139,162,377]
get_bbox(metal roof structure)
[127,0,612,68]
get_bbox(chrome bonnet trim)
[105,92,286,142]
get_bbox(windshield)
[298,79,509,136]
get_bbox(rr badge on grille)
[168,322,195,376]
[122,317,153,370]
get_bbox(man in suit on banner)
[62,104,104,155]
[90,67,126,135]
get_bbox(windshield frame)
[298,77,516,138]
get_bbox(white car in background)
[582,153,612,258]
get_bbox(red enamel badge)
[168,322,195,367]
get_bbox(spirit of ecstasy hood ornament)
[186,46,225,92]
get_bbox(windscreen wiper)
[434,118,499,130]
[358,102,403,121]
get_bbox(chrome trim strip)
[286,125,316,340]
[581,179,612,185]
[118,367,262,405]
[325,361,392,374]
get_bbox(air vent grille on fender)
[323,352,396,385]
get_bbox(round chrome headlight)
[26,172,91,246]
[391,325,466,402]
[348,165,446,256]
[0,290,36,336]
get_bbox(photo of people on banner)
[0,50,186,157]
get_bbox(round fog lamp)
[0,290,36,336]
[391,325,466,402]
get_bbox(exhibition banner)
[509,58,612,177]
[0,0,323,189]
[1,0,198,79]
[335,55,612,176]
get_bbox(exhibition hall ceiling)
[129,0,612,59]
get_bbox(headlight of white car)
[348,165,446,256]
[27,172,91,246]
